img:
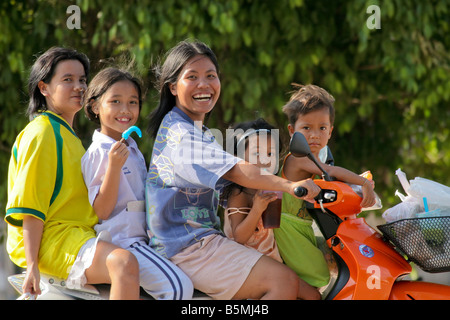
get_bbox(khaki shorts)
[170,234,263,300]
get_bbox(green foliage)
[1,0,449,215]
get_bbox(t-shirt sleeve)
[172,129,239,190]
[81,144,109,206]
[5,126,57,226]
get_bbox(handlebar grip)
[294,186,308,197]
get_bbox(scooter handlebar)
[294,186,308,197]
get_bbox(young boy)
[274,84,377,288]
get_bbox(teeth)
[117,118,130,122]
[194,94,211,101]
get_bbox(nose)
[308,129,321,139]
[74,80,87,92]
[119,103,132,113]
[197,76,210,88]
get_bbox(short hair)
[282,84,335,126]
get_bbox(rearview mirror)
[289,132,332,181]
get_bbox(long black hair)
[148,40,219,138]
[27,47,90,120]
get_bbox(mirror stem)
[308,154,332,181]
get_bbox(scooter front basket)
[378,216,450,273]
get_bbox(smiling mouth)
[116,117,131,123]
[193,93,212,102]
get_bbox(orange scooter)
[290,132,450,300]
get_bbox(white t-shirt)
[82,129,148,249]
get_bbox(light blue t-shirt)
[146,107,239,258]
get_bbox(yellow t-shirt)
[5,111,98,279]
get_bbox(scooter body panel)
[329,218,412,300]
[389,280,450,300]
[313,180,362,219]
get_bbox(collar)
[172,106,193,124]
[172,107,211,134]
[41,111,77,138]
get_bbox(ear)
[38,81,48,96]
[328,126,334,139]
[169,83,177,96]
[90,99,99,115]
[287,124,295,137]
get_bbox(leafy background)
[1,0,449,218]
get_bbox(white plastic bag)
[409,177,450,212]
[382,169,450,222]
[382,193,422,222]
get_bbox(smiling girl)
[146,40,321,300]
[82,67,193,300]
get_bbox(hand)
[292,179,320,203]
[361,179,377,208]
[252,190,277,214]
[108,141,129,169]
[22,264,41,297]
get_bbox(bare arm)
[92,141,129,220]
[22,215,44,296]
[227,189,277,244]
[286,156,376,207]
[222,160,320,202]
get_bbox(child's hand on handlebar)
[291,179,320,203]
[361,179,377,208]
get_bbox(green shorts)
[274,213,330,287]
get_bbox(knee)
[269,266,299,299]
[106,249,139,280]
[283,268,300,297]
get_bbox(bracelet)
[362,178,372,188]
